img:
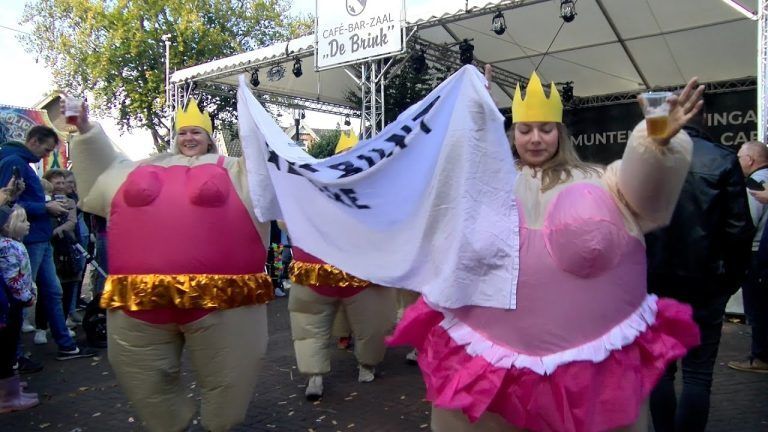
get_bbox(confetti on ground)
[347,424,355,428]
[39,423,50,429]
[91,412,101,417]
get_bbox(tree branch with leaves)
[20,0,312,152]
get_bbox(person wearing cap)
[283,132,397,400]
[388,71,704,431]
[68,99,273,432]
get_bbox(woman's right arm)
[70,122,124,203]
[68,101,135,217]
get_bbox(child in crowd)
[0,205,39,413]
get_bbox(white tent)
[170,0,760,110]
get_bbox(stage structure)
[170,0,764,146]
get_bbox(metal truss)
[412,36,528,98]
[179,81,360,118]
[759,0,768,142]
[570,78,757,108]
[254,90,360,118]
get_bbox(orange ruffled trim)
[101,273,275,311]
[289,261,371,289]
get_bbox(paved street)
[3,298,767,431]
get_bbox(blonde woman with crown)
[67,99,273,432]
[282,133,397,400]
[388,70,704,431]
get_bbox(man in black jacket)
[645,103,754,432]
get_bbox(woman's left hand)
[644,77,705,145]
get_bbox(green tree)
[20,0,312,151]
[308,129,341,159]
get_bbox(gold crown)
[334,129,358,154]
[175,98,213,135]
[512,71,563,123]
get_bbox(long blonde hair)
[511,123,602,192]
[2,206,28,241]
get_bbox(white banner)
[238,65,520,310]
[315,0,404,70]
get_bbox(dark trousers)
[649,292,730,432]
[0,302,23,379]
[742,254,768,362]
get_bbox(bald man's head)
[737,141,768,176]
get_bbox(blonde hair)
[171,127,218,155]
[3,206,28,241]
[511,123,602,192]
[40,178,54,195]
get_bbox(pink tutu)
[388,297,699,432]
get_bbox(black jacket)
[645,126,754,301]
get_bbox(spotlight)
[410,48,427,75]
[344,115,351,126]
[458,39,474,65]
[561,81,574,103]
[560,0,576,23]
[250,69,260,87]
[300,110,306,120]
[491,11,507,35]
[292,57,303,78]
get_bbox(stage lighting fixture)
[560,0,576,23]
[250,69,260,88]
[459,39,474,65]
[491,11,507,35]
[344,115,351,126]
[292,57,303,78]
[411,49,427,75]
[561,81,574,103]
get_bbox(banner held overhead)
[315,0,405,71]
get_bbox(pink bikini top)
[108,156,266,276]
[452,183,648,356]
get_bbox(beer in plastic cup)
[64,96,83,126]
[639,92,672,138]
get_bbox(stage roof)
[170,0,759,109]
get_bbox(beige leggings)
[107,305,268,432]
[431,401,649,432]
[288,282,396,374]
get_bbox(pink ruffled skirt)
[388,297,699,432]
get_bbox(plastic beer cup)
[64,96,83,126]
[639,92,672,138]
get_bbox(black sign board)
[564,89,758,165]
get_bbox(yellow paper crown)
[512,72,563,123]
[334,129,359,154]
[175,98,213,135]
